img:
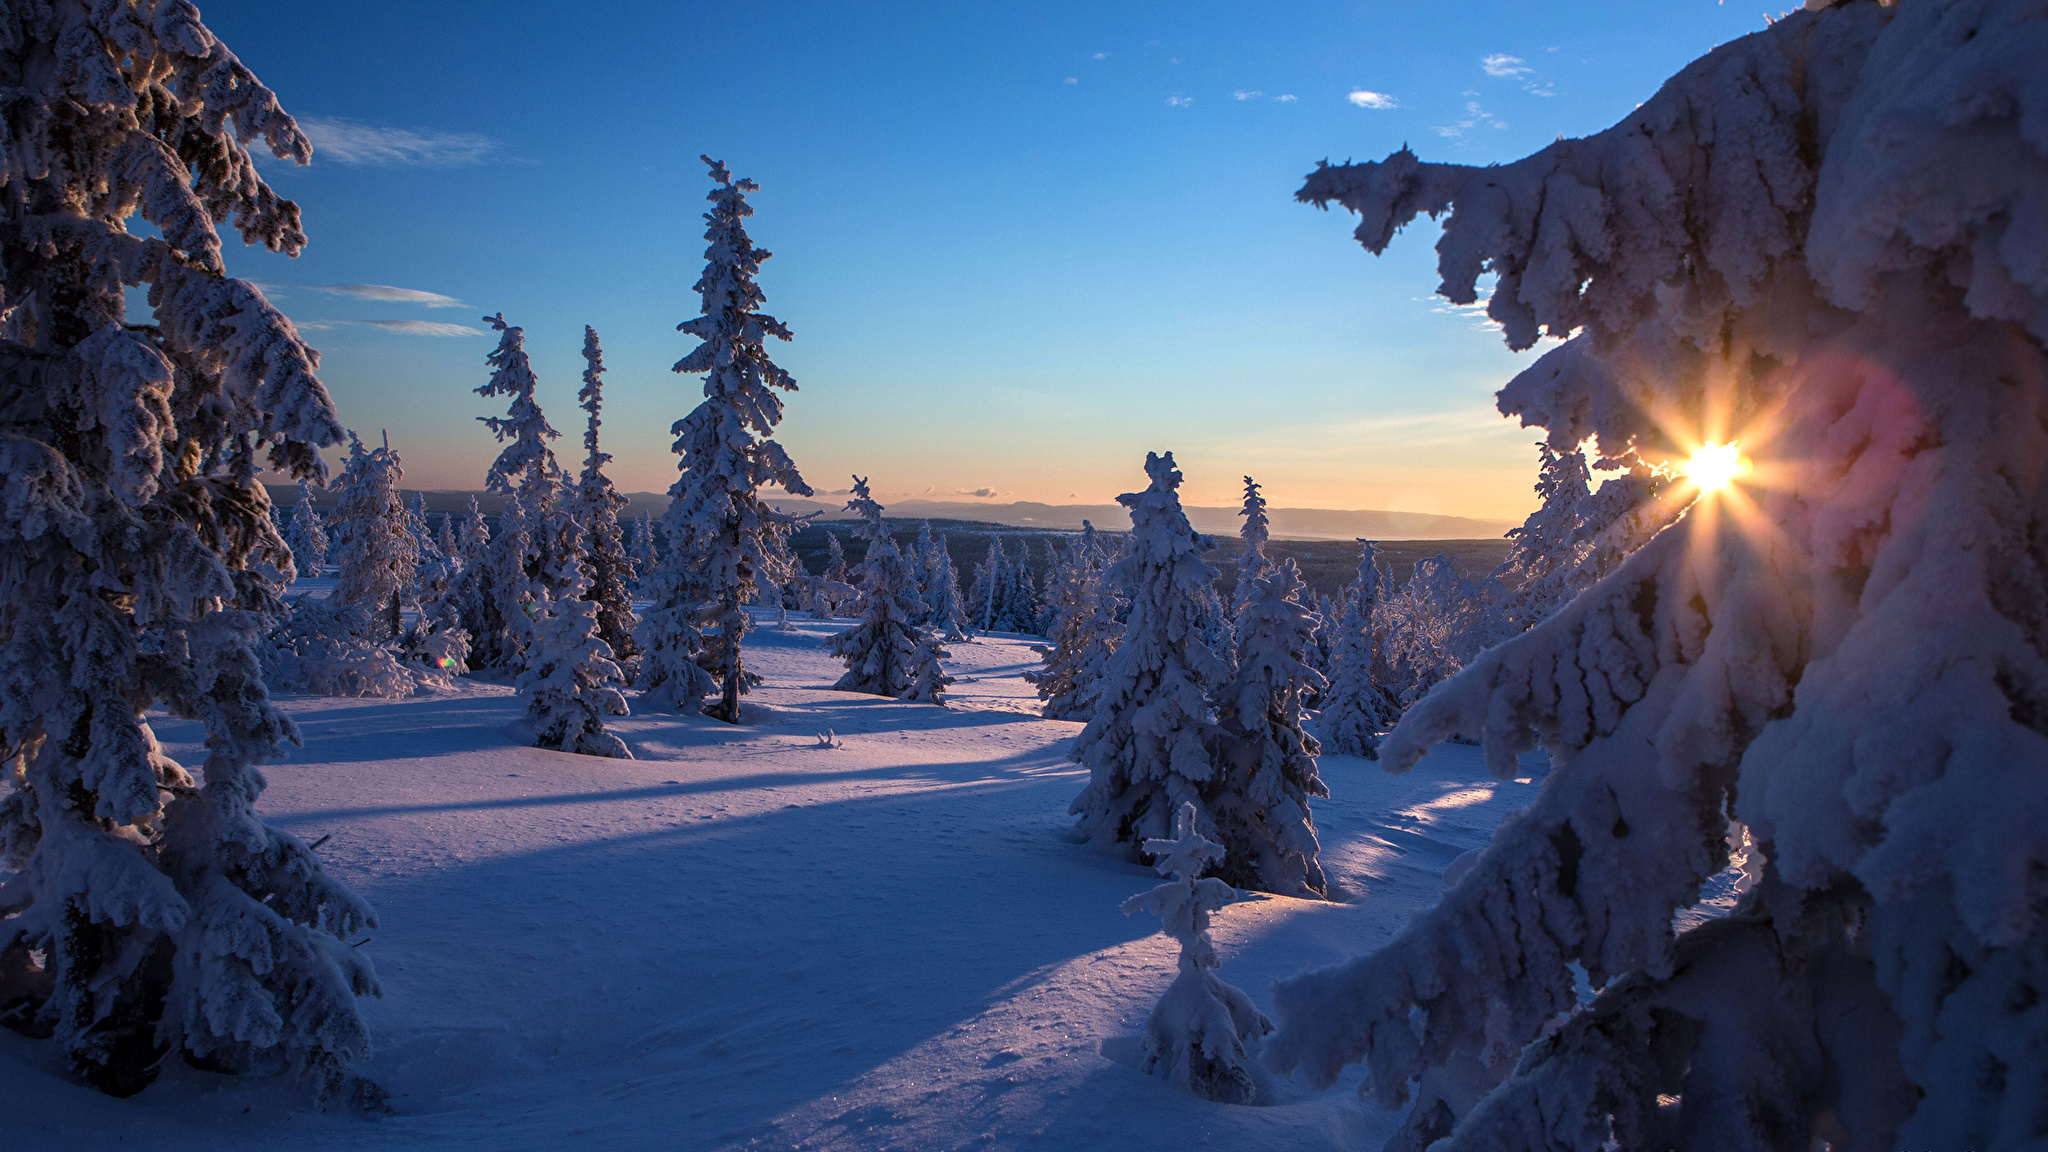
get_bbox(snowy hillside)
[2,614,1547,1151]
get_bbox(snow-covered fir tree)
[442,496,498,668]
[1119,802,1273,1105]
[629,512,660,592]
[0,5,379,1101]
[1266,6,2048,1148]
[1493,443,1595,631]
[1317,540,1396,759]
[570,326,638,663]
[1232,475,1272,618]
[330,432,419,638]
[1069,452,1232,856]
[639,157,813,722]
[967,536,1004,631]
[476,313,565,607]
[828,477,929,696]
[478,490,538,673]
[899,632,954,705]
[284,480,329,581]
[1210,560,1328,897]
[516,519,630,759]
[1376,554,1506,710]
[405,491,455,624]
[921,532,970,640]
[1029,530,1116,720]
[1001,537,1042,632]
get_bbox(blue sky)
[207,1,1772,519]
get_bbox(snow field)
[2,614,1541,1150]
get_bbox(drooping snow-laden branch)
[1270,3,2048,1148]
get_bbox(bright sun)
[1685,441,1751,492]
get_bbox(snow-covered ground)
[2,612,1546,1150]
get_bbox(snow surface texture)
[0,0,383,1104]
[1120,802,1273,1104]
[2,614,1553,1148]
[1269,3,2048,1148]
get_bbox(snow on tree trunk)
[1069,452,1232,856]
[0,3,379,1103]
[1317,540,1396,760]
[571,326,639,663]
[1210,560,1329,897]
[1265,5,2048,1149]
[828,477,930,696]
[1120,802,1274,1105]
[643,157,813,724]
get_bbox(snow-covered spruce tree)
[1493,442,1593,631]
[630,511,659,592]
[828,477,929,696]
[1029,532,1114,719]
[284,480,329,581]
[442,495,498,667]
[922,532,971,640]
[1120,801,1273,1105]
[516,519,630,759]
[1211,559,1329,897]
[1266,5,2048,1149]
[404,491,455,629]
[0,5,380,1102]
[1001,537,1042,632]
[1232,476,1272,618]
[329,432,418,638]
[476,313,564,602]
[640,156,813,722]
[967,535,1003,630]
[570,326,637,662]
[1317,539,1397,759]
[899,632,955,705]
[1070,452,1233,855]
[478,489,538,672]
[1376,554,1504,710]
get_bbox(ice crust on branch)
[1269,3,2048,1149]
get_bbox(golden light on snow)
[1683,441,1750,493]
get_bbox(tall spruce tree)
[1232,475,1272,618]
[571,327,637,661]
[1069,452,1232,856]
[476,313,564,613]
[284,480,330,581]
[0,4,379,1101]
[639,157,812,722]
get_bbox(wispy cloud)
[1481,53,1531,78]
[956,488,1001,498]
[1232,89,1263,101]
[1165,94,1194,108]
[299,117,496,167]
[1347,89,1399,110]
[1063,76,1078,84]
[1434,101,1507,138]
[1091,51,1107,59]
[359,320,485,337]
[1274,94,1297,103]
[313,283,465,308]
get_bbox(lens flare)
[1685,441,1750,492]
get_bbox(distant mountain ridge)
[267,488,1517,542]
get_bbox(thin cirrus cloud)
[313,284,466,308]
[1434,100,1508,138]
[1165,94,1194,108]
[295,319,482,336]
[1480,53,1532,78]
[298,116,496,167]
[1232,89,1262,100]
[956,488,1001,498]
[1347,89,1399,110]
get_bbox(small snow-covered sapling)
[1120,802,1273,1105]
